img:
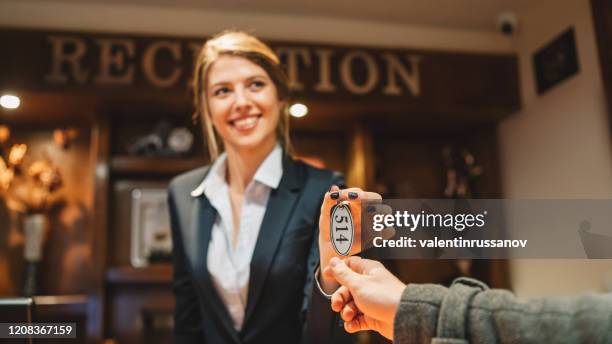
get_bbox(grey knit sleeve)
[393,283,447,344]
[393,277,612,344]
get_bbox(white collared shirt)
[190,145,283,331]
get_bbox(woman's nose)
[233,87,252,112]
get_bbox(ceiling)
[19,0,537,32]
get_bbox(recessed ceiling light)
[289,103,308,118]
[0,94,20,109]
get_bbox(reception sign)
[0,28,519,116]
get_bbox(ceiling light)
[0,94,20,109]
[289,103,308,118]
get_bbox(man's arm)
[395,277,612,344]
[326,257,612,344]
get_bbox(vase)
[21,213,46,296]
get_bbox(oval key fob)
[330,201,354,256]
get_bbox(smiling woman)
[192,31,291,161]
[167,31,351,344]
[206,55,282,157]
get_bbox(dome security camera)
[497,12,518,35]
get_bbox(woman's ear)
[279,99,289,115]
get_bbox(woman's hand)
[318,185,382,293]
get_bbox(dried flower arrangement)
[0,125,74,214]
[442,145,483,199]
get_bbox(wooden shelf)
[34,294,88,317]
[29,294,88,342]
[110,156,206,176]
[33,294,88,306]
[106,265,172,285]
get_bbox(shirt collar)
[253,144,283,189]
[190,144,283,197]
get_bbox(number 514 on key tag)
[330,201,354,256]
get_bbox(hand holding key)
[318,185,382,293]
[323,256,405,340]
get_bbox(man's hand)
[318,186,381,293]
[323,256,406,340]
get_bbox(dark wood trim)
[106,265,172,285]
[34,295,88,343]
[87,115,110,343]
[110,156,206,177]
[346,123,375,189]
[591,0,612,135]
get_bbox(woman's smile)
[228,113,263,131]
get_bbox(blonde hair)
[192,30,291,161]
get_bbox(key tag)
[330,200,354,256]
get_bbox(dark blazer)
[168,154,349,344]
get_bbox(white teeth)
[233,116,258,130]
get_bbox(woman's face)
[205,55,282,153]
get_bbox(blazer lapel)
[190,195,241,343]
[243,156,303,326]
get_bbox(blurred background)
[1,0,612,342]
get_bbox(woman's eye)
[213,87,231,97]
[249,80,265,90]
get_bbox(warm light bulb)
[289,103,308,118]
[0,94,20,109]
